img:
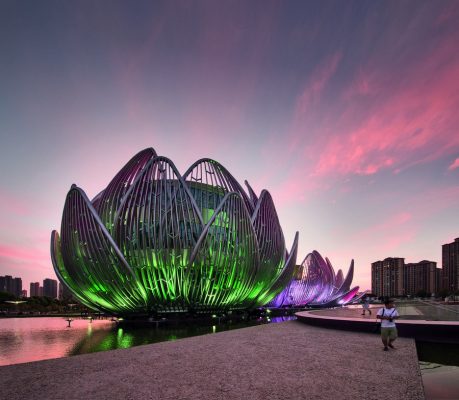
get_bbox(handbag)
[373,308,384,333]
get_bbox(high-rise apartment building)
[58,282,63,300]
[0,275,22,297]
[436,268,442,292]
[442,238,459,292]
[12,278,22,297]
[30,282,40,297]
[0,276,6,292]
[0,275,13,294]
[58,282,74,301]
[404,260,438,295]
[371,258,404,297]
[43,278,58,298]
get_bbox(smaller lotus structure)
[268,251,359,308]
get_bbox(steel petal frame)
[187,192,260,309]
[96,148,157,233]
[255,232,298,307]
[51,147,298,316]
[246,190,286,304]
[113,156,203,311]
[52,186,147,314]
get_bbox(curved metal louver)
[51,147,298,315]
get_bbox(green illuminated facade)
[51,148,298,316]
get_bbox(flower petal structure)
[51,148,298,316]
[268,250,359,308]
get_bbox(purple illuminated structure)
[268,251,359,308]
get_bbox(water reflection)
[0,318,113,366]
[0,316,296,366]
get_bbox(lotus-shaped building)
[268,251,359,308]
[51,148,298,316]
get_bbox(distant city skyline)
[0,275,59,299]
[2,237,455,296]
[1,1,459,291]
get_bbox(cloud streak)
[0,244,49,264]
[448,158,459,171]
[312,30,459,178]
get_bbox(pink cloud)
[287,51,343,153]
[448,158,459,171]
[294,51,343,117]
[272,174,327,206]
[260,51,344,205]
[0,191,30,216]
[271,24,459,204]
[344,185,459,276]
[310,27,459,178]
[0,243,54,286]
[334,210,417,265]
[404,185,459,221]
[358,212,412,237]
[379,231,417,253]
[0,244,49,263]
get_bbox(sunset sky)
[1,1,458,292]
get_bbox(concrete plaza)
[0,320,424,400]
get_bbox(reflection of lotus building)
[268,251,359,308]
[51,148,298,316]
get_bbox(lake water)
[0,316,294,366]
[396,301,459,321]
[417,341,459,400]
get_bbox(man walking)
[361,296,372,315]
[377,299,399,351]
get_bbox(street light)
[5,300,27,314]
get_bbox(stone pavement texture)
[312,306,381,319]
[0,321,424,400]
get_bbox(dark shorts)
[381,327,397,340]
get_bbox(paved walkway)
[312,305,380,319]
[0,321,424,400]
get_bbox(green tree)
[415,290,431,298]
[437,288,450,299]
[0,291,16,302]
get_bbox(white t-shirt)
[377,307,399,328]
